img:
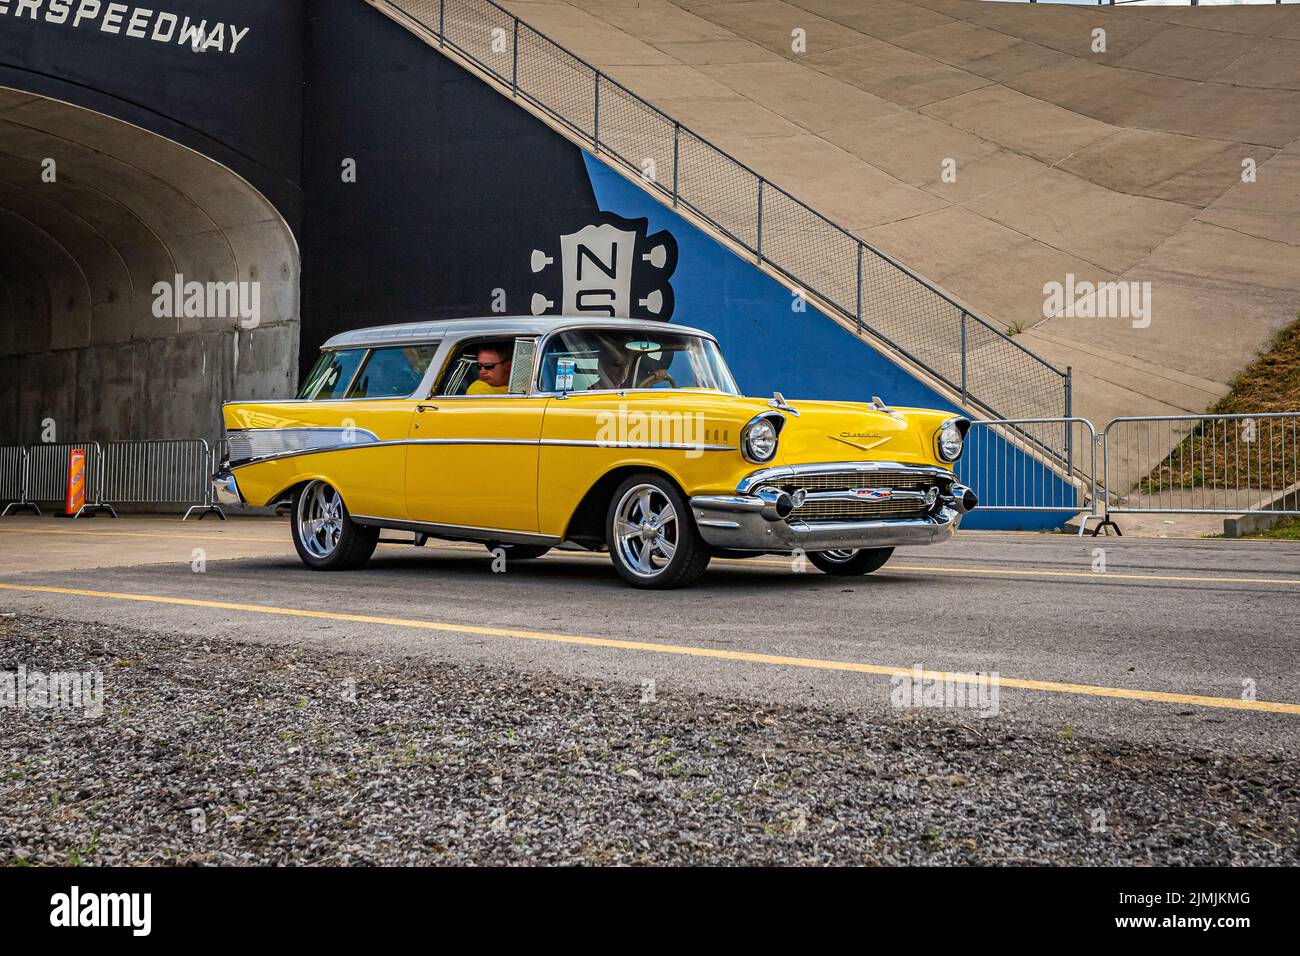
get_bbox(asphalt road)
[1,517,1298,758]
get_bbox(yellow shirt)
[467,379,508,395]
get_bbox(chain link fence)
[376,0,1072,432]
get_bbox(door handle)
[417,404,439,413]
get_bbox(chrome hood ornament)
[769,392,800,416]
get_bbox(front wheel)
[807,547,893,576]
[606,473,710,589]
[291,480,379,571]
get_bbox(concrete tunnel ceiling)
[0,86,299,446]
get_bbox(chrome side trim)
[350,515,560,547]
[228,436,738,468]
[226,427,380,467]
[540,439,737,451]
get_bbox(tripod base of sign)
[183,505,227,521]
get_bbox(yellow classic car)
[213,317,977,588]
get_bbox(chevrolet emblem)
[830,432,892,452]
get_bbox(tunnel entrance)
[0,86,299,447]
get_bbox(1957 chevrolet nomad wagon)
[213,317,977,588]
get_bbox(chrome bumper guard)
[211,468,244,507]
[690,476,977,553]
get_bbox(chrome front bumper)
[211,468,244,507]
[689,482,977,553]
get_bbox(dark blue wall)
[300,0,601,376]
[0,0,305,227]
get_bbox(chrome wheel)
[613,483,679,579]
[819,549,860,562]
[808,547,894,576]
[296,480,344,559]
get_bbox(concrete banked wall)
[492,0,1300,429]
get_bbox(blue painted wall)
[583,155,1073,531]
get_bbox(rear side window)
[298,349,366,400]
[347,346,440,398]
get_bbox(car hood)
[761,399,957,468]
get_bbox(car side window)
[298,349,367,400]
[346,345,439,399]
[436,338,534,396]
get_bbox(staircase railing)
[374,0,1073,430]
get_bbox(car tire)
[606,473,710,589]
[291,479,379,571]
[485,542,551,561]
[807,547,894,576]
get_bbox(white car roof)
[321,316,716,350]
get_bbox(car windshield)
[538,328,739,395]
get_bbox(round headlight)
[743,417,779,462]
[937,422,965,462]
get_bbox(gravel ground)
[1,612,1296,866]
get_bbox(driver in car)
[467,342,512,395]
[596,344,632,390]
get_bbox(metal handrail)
[375,0,1071,429]
[1031,2,1292,6]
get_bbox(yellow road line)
[2,528,1300,587]
[1,581,1296,715]
[0,527,285,544]
[0,527,411,549]
[887,564,1300,587]
[4,526,1298,586]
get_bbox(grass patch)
[1139,315,1300,495]
[1238,516,1300,541]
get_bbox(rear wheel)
[606,473,710,589]
[808,547,893,576]
[291,480,379,571]
[484,542,551,561]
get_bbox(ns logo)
[529,213,677,321]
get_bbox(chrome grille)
[777,471,933,493]
[773,468,945,522]
[793,498,927,522]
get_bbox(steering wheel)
[637,368,677,389]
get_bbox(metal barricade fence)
[959,419,1102,537]
[101,439,224,520]
[0,446,32,516]
[21,441,112,517]
[1103,413,1300,516]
